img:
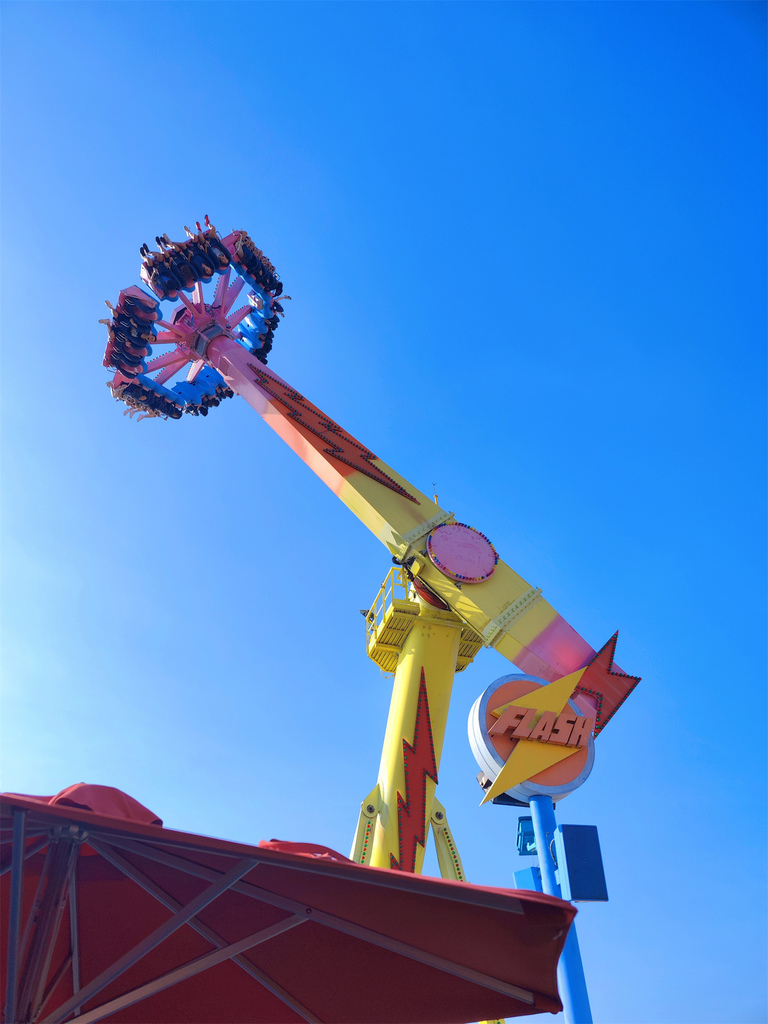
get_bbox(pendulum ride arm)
[207,334,635,704]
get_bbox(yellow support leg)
[367,601,463,872]
[349,785,381,865]
[430,798,467,882]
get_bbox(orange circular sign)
[468,673,596,803]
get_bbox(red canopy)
[1,786,574,1024]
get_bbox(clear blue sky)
[1,3,765,1022]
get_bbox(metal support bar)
[38,953,73,1020]
[89,835,537,1005]
[4,808,27,1024]
[44,856,258,1024]
[69,916,307,1024]
[529,796,592,1024]
[212,267,231,307]
[95,830,525,912]
[0,835,48,876]
[16,841,54,1000]
[221,275,245,317]
[349,785,382,865]
[89,839,321,1024]
[68,858,80,1016]
[430,800,467,882]
[17,841,54,994]
[18,836,80,1022]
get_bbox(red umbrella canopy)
[1,786,575,1024]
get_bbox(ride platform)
[365,567,484,673]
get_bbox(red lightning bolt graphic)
[248,364,419,502]
[390,669,438,872]
[573,631,641,735]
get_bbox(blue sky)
[1,2,765,1022]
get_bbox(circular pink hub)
[426,523,498,583]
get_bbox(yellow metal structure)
[352,568,483,875]
[365,568,484,674]
[350,784,382,866]
[456,622,486,672]
[430,798,467,882]
[364,569,418,674]
[368,596,462,871]
[353,572,506,1022]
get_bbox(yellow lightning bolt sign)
[481,668,590,804]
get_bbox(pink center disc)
[426,523,498,583]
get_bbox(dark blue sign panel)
[554,824,608,902]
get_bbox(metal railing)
[365,566,412,650]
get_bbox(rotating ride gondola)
[101,218,288,421]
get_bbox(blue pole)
[528,795,593,1024]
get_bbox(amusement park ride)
[100,219,640,1020]
[1,220,640,1024]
